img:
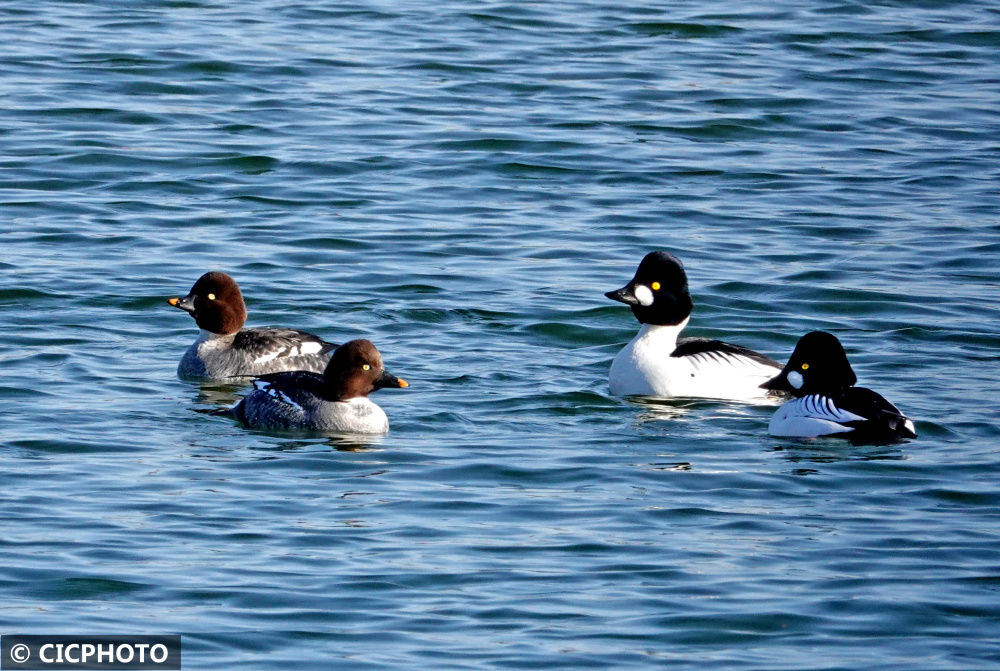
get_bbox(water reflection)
[189,380,246,408]
[187,380,386,450]
[645,461,693,471]
[627,396,700,423]
[770,442,906,468]
[627,395,777,429]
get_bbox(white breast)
[194,329,232,353]
[768,395,866,437]
[319,397,390,434]
[610,323,779,400]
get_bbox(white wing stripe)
[254,349,283,364]
[784,395,866,424]
[298,341,323,355]
[678,351,775,372]
[769,395,867,437]
[262,386,303,411]
[251,338,325,365]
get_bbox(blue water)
[2,1,1000,668]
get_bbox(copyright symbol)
[10,644,30,663]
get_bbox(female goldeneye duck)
[605,251,782,400]
[232,339,408,434]
[761,331,917,443]
[168,271,336,380]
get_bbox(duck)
[761,331,917,442]
[232,339,408,433]
[606,251,782,399]
[168,271,336,380]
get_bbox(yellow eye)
[362,364,371,371]
[207,293,216,300]
[801,363,809,370]
[651,282,661,291]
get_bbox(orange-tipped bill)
[375,369,408,390]
[168,295,196,313]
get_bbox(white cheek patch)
[787,370,804,389]
[633,284,654,307]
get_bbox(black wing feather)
[671,338,780,368]
[251,370,325,395]
[234,327,336,354]
[234,370,326,425]
[837,386,917,443]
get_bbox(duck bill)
[760,372,792,392]
[605,284,639,305]
[168,294,196,313]
[375,370,409,389]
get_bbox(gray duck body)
[231,339,407,434]
[170,271,335,380]
[177,328,334,380]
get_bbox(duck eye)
[651,281,661,291]
[362,364,371,371]
[207,293,216,300]
[801,363,809,370]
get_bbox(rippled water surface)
[2,1,1000,668]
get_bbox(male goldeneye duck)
[232,339,408,434]
[761,331,917,443]
[168,271,336,380]
[605,251,781,399]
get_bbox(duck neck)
[635,317,688,349]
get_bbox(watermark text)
[2,636,180,670]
